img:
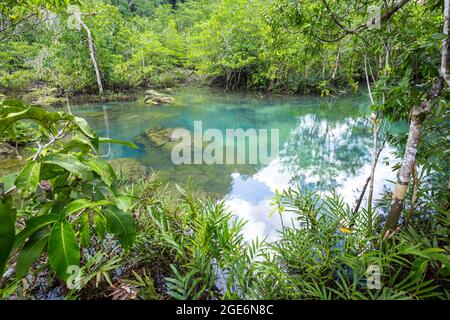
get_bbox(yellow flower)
[339,227,351,234]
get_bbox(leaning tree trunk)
[383,79,444,233]
[74,12,104,95]
[384,0,449,233]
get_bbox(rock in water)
[144,90,174,105]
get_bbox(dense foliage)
[0,0,449,301]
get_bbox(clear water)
[71,87,400,241]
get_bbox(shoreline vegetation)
[0,0,449,301]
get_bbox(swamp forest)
[0,0,449,301]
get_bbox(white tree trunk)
[74,12,104,95]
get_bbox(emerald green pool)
[72,87,399,240]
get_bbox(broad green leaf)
[0,201,15,277]
[430,33,447,41]
[86,159,116,187]
[1,98,28,110]
[61,135,95,153]
[99,137,139,149]
[115,195,132,212]
[80,212,90,248]
[102,206,136,250]
[39,163,66,180]
[0,173,17,192]
[48,220,80,282]
[15,161,41,194]
[16,230,49,278]
[74,116,96,139]
[65,199,92,216]
[43,154,91,180]
[0,105,71,135]
[64,199,111,217]
[94,214,106,239]
[13,214,59,249]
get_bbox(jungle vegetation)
[0,0,449,300]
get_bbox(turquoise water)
[72,87,398,240]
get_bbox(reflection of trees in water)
[280,114,372,191]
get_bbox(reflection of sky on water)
[70,88,402,242]
[225,116,397,242]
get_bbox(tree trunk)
[384,0,449,233]
[367,121,380,215]
[74,12,104,95]
[441,0,450,86]
[332,46,341,81]
[383,78,444,233]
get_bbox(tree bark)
[383,1,449,233]
[367,120,380,215]
[441,0,450,87]
[74,12,104,95]
[332,46,341,81]
[384,78,444,233]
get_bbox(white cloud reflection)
[225,117,398,242]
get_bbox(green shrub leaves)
[48,220,80,281]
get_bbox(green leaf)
[13,214,59,249]
[94,214,106,239]
[0,173,17,192]
[99,137,139,149]
[16,230,49,278]
[0,200,15,277]
[64,199,92,216]
[102,206,136,250]
[15,161,41,194]
[115,195,132,212]
[43,154,91,180]
[80,212,90,248]
[430,33,447,41]
[39,163,66,180]
[0,105,71,136]
[48,219,80,282]
[86,159,116,187]
[74,116,96,139]
[64,199,111,217]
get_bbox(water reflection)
[71,88,398,241]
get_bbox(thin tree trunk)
[332,46,341,81]
[404,164,419,226]
[367,122,380,215]
[353,137,386,215]
[383,78,444,233]
[441,0,450,86]
[384,1,449,233]
[364,55,375,105]
[74,12,104,95]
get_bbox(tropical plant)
[0,97,137,284]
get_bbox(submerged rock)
[135,127,182,149]
[144,90,174,105]
[109,158,146,182]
